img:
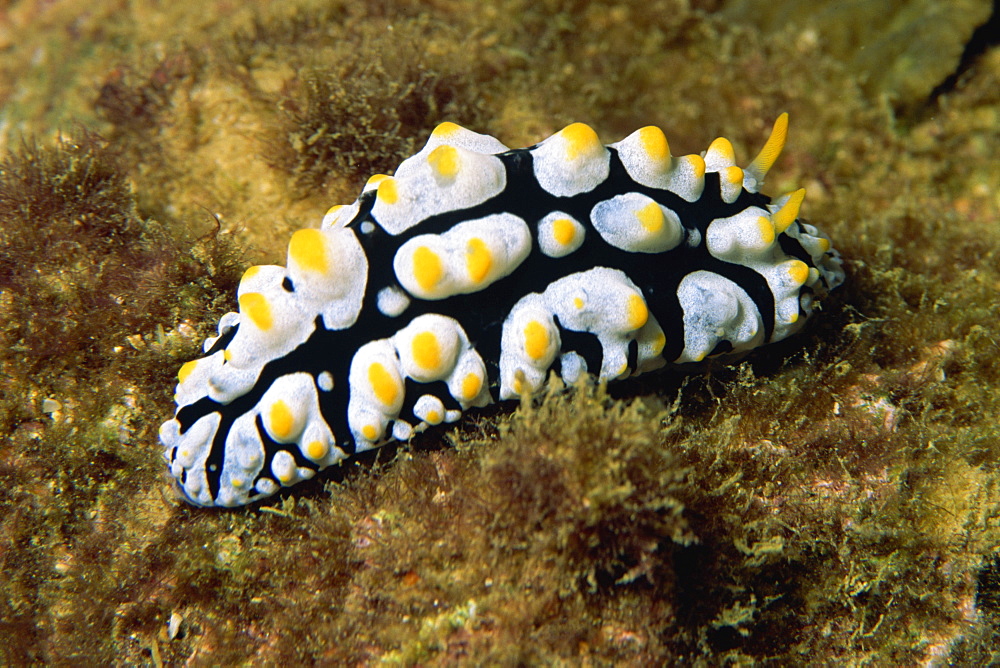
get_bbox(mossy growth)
[94,49,201,166]
[950,555,1000,664]
[111,327,998,665]
[0,131,244,381]
[2,0,1000,664]
[328,380,694,664]
[268,20,493,195]
[0,131,248,665]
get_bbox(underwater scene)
[1,0,999,663]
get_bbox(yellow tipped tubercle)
[432,121,463,137]
[723,166,744,184]
[177,359,198,384]
[787,260,810,286]
[460,372,482,401]
[289,229,328,274]
[368,362,400,407]
[412,331,442,372]
[636,201,664,233]
[427,145,460,179]
[561,123,602,161]
[627,293,649,330]
[239,292,273,331]
[306,440,329,460]
[241,265,262,282]
[413,246,444,292]
[683,154,706,178]
[269,400,295,440]
[523,320,550,361]
[756,216,776,247]
[377,177,399,205]
[638,126,670,163]
[706,137,736,165]
[552,218,576,245]
[465,237,493,283]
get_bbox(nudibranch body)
[161,115,844,507]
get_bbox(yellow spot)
[306,440,329,460]
[224,349,233,362]
[239,292,273,331]
[178,360,198,384]
[241,265,261,282]
[747,113,789,180]
[432,121,462,137]
[787,260,810,286]
[366,174,389,189]
[573,297,584,309]
[618,361,628,375]
[756,217,776,247]
[289,228,328,274]
[269,400,295,440]
[377,177,399,204]
[413,246,443,292]
[465,237,493,283]
[276,463,294,484]
[362,424,378,441]
[653,331,666,355]
[231,478,243,488]
[772,188,805,234]
[817,237,831,253]
[552,218,576,246]
[561,122,602,160]
[412,331,442,372]
[523,320,550,361]
[788,311,799,324]
[461,372,482,400]
[323,205,350,228]
[637,126,670,163]
[706,137,735,164]
[724,165,744,184]
[683,154,706,178]
[426,410,442,425]
[368,362,400,406]
[427,145,459,179]
[694,351,707,362]
[635,201,664,233]
[627,293,649,330]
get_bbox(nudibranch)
[160,115,844,507]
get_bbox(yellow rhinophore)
[746,113,789,184]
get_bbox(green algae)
[1,0,1000,663]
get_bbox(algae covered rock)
[721,0,993,108]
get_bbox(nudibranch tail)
[160,115,844,507]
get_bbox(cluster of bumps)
[161,115,845,507]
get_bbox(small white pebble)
[168,611,183,640]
